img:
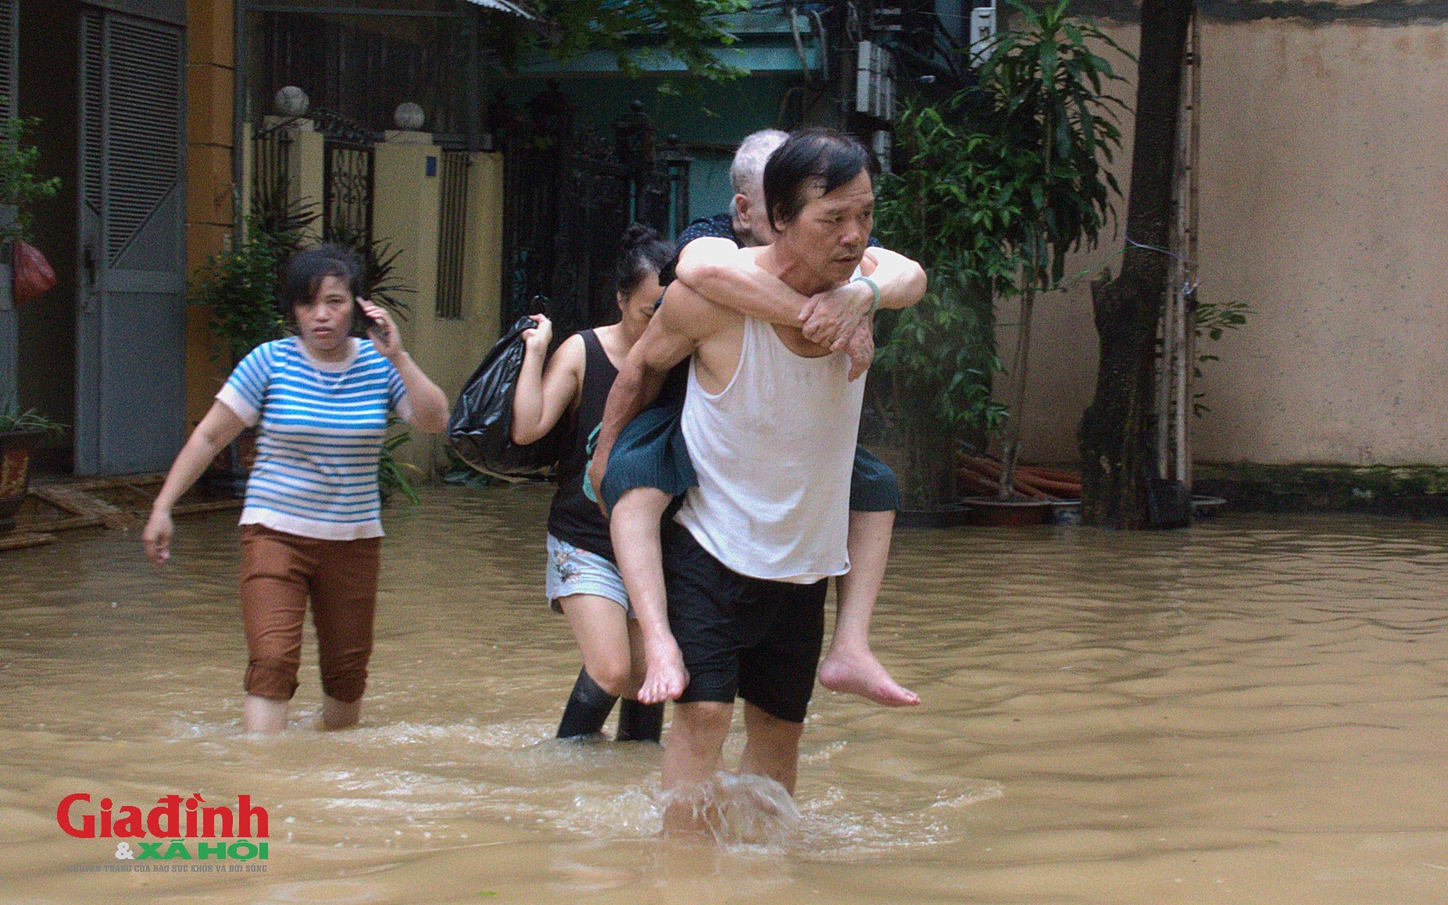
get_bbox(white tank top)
[675,315,865,582]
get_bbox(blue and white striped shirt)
[217,337,412,540]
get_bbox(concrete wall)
[1004,15,1448,469]
[370,137,503,477]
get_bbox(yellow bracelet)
[851,275,880,314]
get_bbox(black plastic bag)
[448,314,563,481]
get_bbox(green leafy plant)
[0,115,60,244]
[0,402,65,435]
[378,415,422,504]
[1192,298,1251,416]
[875,101,1021,506]
[875,0,1125,507]
[982,0,1127,499]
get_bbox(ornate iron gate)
[493,91,691,337]
[312,108,376,250]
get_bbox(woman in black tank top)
[510,224,674,742]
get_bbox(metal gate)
[494,92,691,336]
[313,108,375,250]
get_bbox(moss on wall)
[1195,464,1448,516]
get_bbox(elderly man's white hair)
[729,129,789,196]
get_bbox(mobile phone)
[349,300,370,338]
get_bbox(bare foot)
[638,637,690,705]
[817,646,919,707]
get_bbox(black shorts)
[663,523,827,723]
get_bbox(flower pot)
[0,429,45,532]
[1049,500,1082,526]
[897,502,975,529]
[962,496,1054,527]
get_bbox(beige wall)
[1008,18,1448,468]
[372,137,504,477]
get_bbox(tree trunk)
[1078,0,1194,529]
[997,284,1035,500]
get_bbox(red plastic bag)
[13,239,56,305]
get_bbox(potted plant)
[0,114,63,531]
[874,0,1123,522]
[983,0,1125,507]
[873,94,1019,514]
[0,403,65,531]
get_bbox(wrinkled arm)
[673,237,818,328]
[799,246,927,344]
[800,245,928,380]
[858,246,928,311]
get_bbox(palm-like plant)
[875,0,1125,508]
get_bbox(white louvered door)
[74,3,185,474]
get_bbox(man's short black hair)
[278,244,364,318]
[763,128,879,233]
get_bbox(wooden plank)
[0,531,56,551]
[23,514,106,533]
[29,486,138,530]
[28,486,92,516]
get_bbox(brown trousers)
[238,525,382,703]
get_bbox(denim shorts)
[545,534,631,615]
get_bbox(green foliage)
[1196,297,1250,343]
[875,96,1017,506]
[0,115,60,244]
[481,1,749,86]
[193,216,288,366]
[379,415,422,504]
[0,396,65,436]
[874,0,1125,506]
[1192,298,1251,416]
[982,0,1126,287]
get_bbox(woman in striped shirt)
[142,244,449,734]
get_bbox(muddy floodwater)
[2,483,1447,904]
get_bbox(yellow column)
[184,0,234,421]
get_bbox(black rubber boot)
[556,667,617,738]
[615,698,664,742]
